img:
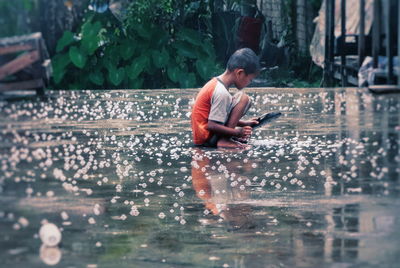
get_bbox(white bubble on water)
[180,167,188,172]
[93,204,102,215]
[130,208,140,216]
[39,223,62,247]
[61,211,69,220]
[18,217,29,227]
[26,187,34,196]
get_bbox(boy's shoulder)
[214,80,232,98]
[197,77,218,97]
[197,77,232,99]
[202,77,218,89]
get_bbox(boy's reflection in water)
[191,148,257,231]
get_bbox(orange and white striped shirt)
[191,78,233,145]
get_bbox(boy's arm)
[208,120,251,137]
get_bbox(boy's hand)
[247,118,259,127]
[238,119,259,127]
[238,126,252,138]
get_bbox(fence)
[323,0,399,91]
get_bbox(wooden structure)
[0,32,51,95]
[323,0,399,93]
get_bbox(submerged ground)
[0,87,399,268]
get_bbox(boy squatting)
[191,48,260,148]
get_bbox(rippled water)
[1,88,399,268]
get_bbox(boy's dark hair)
[226,48,260,75]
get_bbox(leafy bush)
[52,0,222,89]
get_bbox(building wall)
[257,0,318,54]
[296,0,308,53]
[257,0,287,42]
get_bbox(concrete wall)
[257,0,318,54]
[257,0,287,41]
[296,0,309,53]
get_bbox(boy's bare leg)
[217,93,250,148]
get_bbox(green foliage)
[56,31,75,53]
[69,46,87,69]
[52,1,222,89]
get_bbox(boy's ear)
[234,68,245,76]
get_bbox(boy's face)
[234,69,257,89]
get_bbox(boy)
[191,48,260,148]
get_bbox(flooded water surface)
[1,87,399,267]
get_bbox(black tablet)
[253,112,282,129]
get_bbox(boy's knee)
[240,93,250,105]
[237,93,252,116]
[238,93,252,113]
[233,91,250,107]
[230,92,252,118]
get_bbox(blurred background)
[0,0,324,89]
[0,0,398,91]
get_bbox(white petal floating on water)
[39,223,62,247]
[61,211,69,221]
[18,217,29,228]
